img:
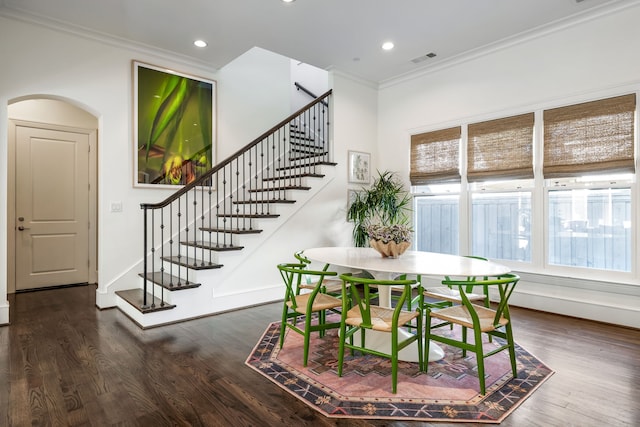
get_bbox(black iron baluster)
[169,203,176,286]
[150,211,156,308]
[142,206,149,309]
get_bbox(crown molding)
[0,6,218,75]
[380,0,640,90]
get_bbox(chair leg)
[391,328,398,394]
[319,309,326,338]
[303,315,312,366]
[337,322,346,377]
[505,323,518,377]
[473,327,486,395]
[462,326,468,357]
[279,306,288,349]
[424,310,432,373]
[484,284,493,343]
[417,310,424,372]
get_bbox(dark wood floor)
[1,285,638,426]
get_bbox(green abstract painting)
[134,61,215,187]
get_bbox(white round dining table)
[303,247,511,362]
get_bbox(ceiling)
[0,0,632,83]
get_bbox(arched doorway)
[7,97,98,293]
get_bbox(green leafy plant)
[347,170,412,247]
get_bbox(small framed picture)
[348,150,370,184]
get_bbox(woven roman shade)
[410,127,461,185]
[543,94,636,178]
[467,113,534,182]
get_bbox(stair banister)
[137,89,333,310]
[140,89,332,210]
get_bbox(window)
[411,128,461,255]
[471,186,532,262]
[414,192,459,255]
[411,93,636,277]
[543,94,635,270]
[547,182,631,271]
[467,113,534,262]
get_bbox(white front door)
[15,125,90,290]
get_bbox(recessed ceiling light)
[282,0,295,3]
[382,41,395,51]
[194,40,207,48]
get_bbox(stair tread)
[116,289,176,313]
[216,213,280,218]
[161,256,223,270]
[290,153,329,161]
[290,136,316,142]
[262,174,323,181]
[232,199,296,204]
[138,272,201,290]
[199,227,262,234]
[291,148,326,155]
[290,141,325,149]
[183,241,244,251]
[248,186,310,192]
[276,161,336,171]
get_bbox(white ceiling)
[0,0,632,83]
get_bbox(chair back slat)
[277,263,338,311]
[340,273,417,328]
[443,273,520,327]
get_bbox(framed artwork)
[133,61,216,188]
[348,150,371,184]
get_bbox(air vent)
[411,52,437,64]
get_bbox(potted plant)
[347,170,413,250]
[365,223,412,257]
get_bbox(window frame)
[410,91,638,284]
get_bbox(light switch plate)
[110,201,123,213]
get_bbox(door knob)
[18,226,30,231]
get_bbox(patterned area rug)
[245,319,554,423]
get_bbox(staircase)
[115,90,334,327]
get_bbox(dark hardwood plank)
[0,285,637,426]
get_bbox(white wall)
[290,60,330,111]
[377,4,640,327]
[217,47,292,158]
[0,15,364,324]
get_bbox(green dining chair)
[277,263,342,367]
[293,251,343,296]
[423,256,490,306]
[337,273,423,393]
[422,273,520,395]
[421,256,491,333]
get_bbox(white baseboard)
[0,301,9,325]
[503,273,640,329]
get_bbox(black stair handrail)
[294,82,328,107]
[138,89,333,309]
[141,89,332,210]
